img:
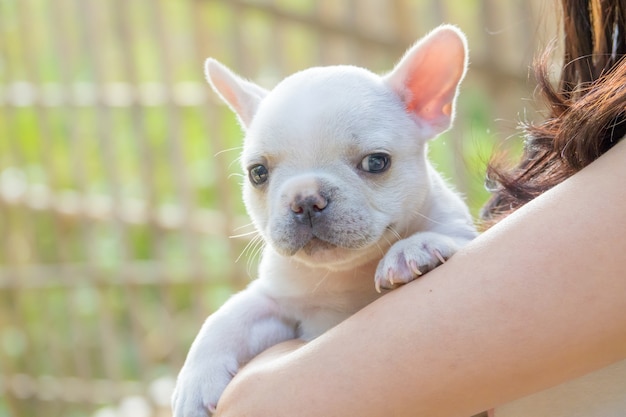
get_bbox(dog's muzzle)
[266,175,377,257]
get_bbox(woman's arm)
[216,139,626,417]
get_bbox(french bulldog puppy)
[172,25,477,417]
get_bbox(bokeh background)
[1,0,559,416]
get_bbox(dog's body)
[172,25,477,417]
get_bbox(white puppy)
[172,25,477,417]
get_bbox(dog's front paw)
[171,355,238,417]
[375,232,459,292]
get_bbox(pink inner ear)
[403,62,462,124]
[206,61,249,122]
[388,27,467,131]
[215,79,244,114]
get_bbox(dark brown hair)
[481,0,626,224]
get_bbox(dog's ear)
[205,58,268,129]
[383,25,468,137]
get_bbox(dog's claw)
[409,260,423,277]
[433,249,446,264]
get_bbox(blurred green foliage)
[0,0,534,416]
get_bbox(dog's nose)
[290,194,328,226]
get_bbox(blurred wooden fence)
[0,0,555,416]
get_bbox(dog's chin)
[286,237,382,271]
[301,237,338,256]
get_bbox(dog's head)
[206,25,467,271]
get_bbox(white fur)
[172,25,477,417]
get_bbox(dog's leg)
[172,288,297,417]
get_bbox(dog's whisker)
[380,235,392,249]
[224,154,244,171]
[243,243,261,276]
[312,270,332,293]
[388,226,402,241]
[235,240,255,264]
[247,240,266,276]
[249,236,265,259]
[229,230,258,239]
[374,242,386,258]
[214,146,243,158]
[236,233,262,264]
[410,210,447,226]
[228,173,245,180]
[231,222,256,232]
[247,235,265,259]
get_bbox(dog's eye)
[248,164,269,185]
[360,153,390,173]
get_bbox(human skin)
[215,138,626,417]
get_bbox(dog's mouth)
[268,222,398,270]
[267,208,394,264]
[278,222,397,258]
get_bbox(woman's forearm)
[216,139,626,417]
